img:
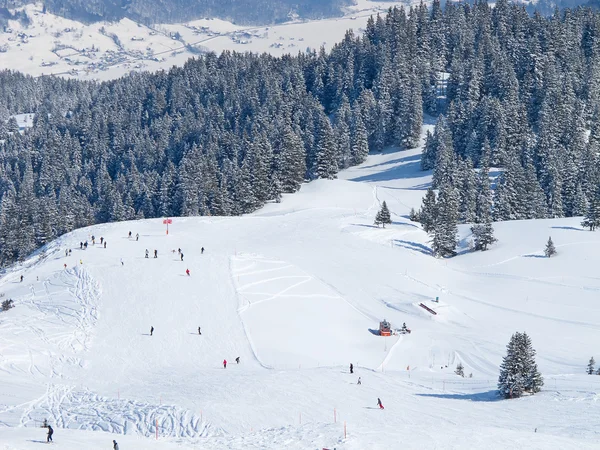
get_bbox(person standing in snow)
[201,247,204,254]
[136,233,139,241]
[104,241,107,249]
[113,439,119,450]
[357,377,361,385]
[186,269,190,276]
[377,398,384,409]
[20,275,23,282]
[100,237,104,245]
[198,327,201,335]
[128,231,132,238]
[154,249,158,258]
[181,253,184,261]
[145,249,149,258]
[80,242,83,249]
[65,249,68,257]
[150,326,154,336]
[350,363,353,374]
[120,259,124,266]
[235,357,240,364]
[46,425,53,442]
[223,359,227,369]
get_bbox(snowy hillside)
[1,124,600,449]
[0,0,410,81]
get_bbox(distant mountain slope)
[1,0,353,25]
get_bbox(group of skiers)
[78,236,107,250]
[223,357,241,368]
[42,422,121,447]
[350,363,383,408]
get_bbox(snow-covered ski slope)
[1,126,600,449]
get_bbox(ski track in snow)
[18,384,215,438]
[0,266,101,379]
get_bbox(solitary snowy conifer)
[544,236,556,257]
[498,332,543,399]
[587,357,596,375]
[455,362,464,377]
[374,201,392,228]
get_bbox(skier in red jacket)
[223,359,227,369]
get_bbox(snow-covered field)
[0,0,411,81]
[0,120,599,449]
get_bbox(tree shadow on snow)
[393,240,432,256]
[551,226,583,232]
[359,153,421,170]
[350,223,379,229]
[368,328,381,336]
[416,390,501,402]
[350,160,422,183]
[391,220,420,229]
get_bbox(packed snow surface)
[1,124,600,449]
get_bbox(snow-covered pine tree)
[432,181,459,257]
[498,332,525,399]
[350,106,369,166]
[588,357,596,375]
[316,115,339,180]
[374,201,392,228]
[581,184,600,231]
[498,332,543,398]
[455,362,465,377]
[472,160,496,251]
[544,236,556,257]
[409,207,419,222]
[418,188,437,233]
[521,332,544,394]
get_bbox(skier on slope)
[145,249,149,258]
[136,233,139,241]
[235,357,240,364]
[20,275,23,282]
[154,249,158,258]
[223,359,227,369]
[113,439,119,450]
[128,231,132,238]
[46,425,54,442]
[186,269,190,276]
[150,326,154,336]
[181,253,184,261]
[201,247,204,254]
[198,327,201,335]
[100,237,104,244]
[377,398,384,409]
[350,363,353,374]
[357,377,361,385]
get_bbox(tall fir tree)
[498,332,543,399]
[432,181,459,257]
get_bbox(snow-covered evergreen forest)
[2,0,600,267]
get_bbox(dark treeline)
[3,0,600,264]
[0,0,351,26]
